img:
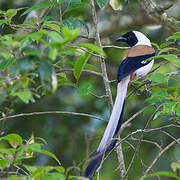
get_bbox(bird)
[84,31,155,179]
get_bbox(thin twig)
[116,138,127,179]
[102,45,129,50]
[0,111,106,122]
[160,130,180,146]
[129,138,162,150]
[71,45,104,58]
[144,124,180,133]
[144,138,180,175]
[89,92,108,99]
[56,68,102,76]
[59,5,62,22]
[90,0,113,111]
[124,104,163,178]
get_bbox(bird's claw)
[145,80,152,91]
[131,83,141,95]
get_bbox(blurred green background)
[0,0,180,179]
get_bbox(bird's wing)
[117,53,155,82]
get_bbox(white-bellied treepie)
[84,31,155,179]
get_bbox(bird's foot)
[145,80,152,91]
[131,83,141,95]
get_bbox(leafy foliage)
[0,0,180,180]
[0,133,64,179]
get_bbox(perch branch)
[0,111,106,122]
[90,0,126,179]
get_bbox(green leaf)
[162,102,176,114]
[55,0,66,6]
[158,47,179,55]
[151,42,160,50]
[176,104,180,116]
[69,176,89,180]
[109,0,128,11]
[26,166,64,179]
[141,171,180,180]
[153,111,161,120]
[22,2,53,16]
[58,81,76,87]
[166,32,180,41]
[35,149,61,165]
[147,54,180,67]
[84,64,100,72]
[8,175,24,180]
[43,21,60,32]
[62,27,80,41]
[55,166,65,173]
[160,42,174,48]
[26,143,42,152]
[29,166,54,179]
[146,87,168,104]
[171,162,180,172]
[95,0,108,8]
[39,61,57,92]
[0,134,23,148]
[0,159,7,169]
[0,52,12,59]
[11,91,32,104]
[62,18,89,35]
[64,0,89,13]
[42,172,65,180]
[57,73,67,78]
[49,48,58,61]
[77,43,106,57]
[74,53,91,80]
[4,9,18,19]
[59,48,77,55]
[149,73,168,84]
[48,31,65,43]
[0,19,11,25]
[77,82,92,95]
[0,58,16,71]
[23,49,43,57]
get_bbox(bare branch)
[144,138,180,175]
[138,0,180,32]
[0,111,106,122]
[56,68,102,77]
[71,45,104,58]
[129,138,162,150]
[90,0,113,111]
[102,45,130,50]
[124,104,163,178]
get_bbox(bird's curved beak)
[116,36,127,42]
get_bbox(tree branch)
[90,0,126,179]
[90,0,113,111]
[144,138,180,175]
[138,0,180,32]
[0,111,106,122]
[124,104,163,178]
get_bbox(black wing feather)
[117,53,155,82]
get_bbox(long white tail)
[97,75,130,152]
[84,75,130,179]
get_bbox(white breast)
[134,60,154,80]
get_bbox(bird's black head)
[116,31,138,47]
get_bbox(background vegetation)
[0,0,180,179]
